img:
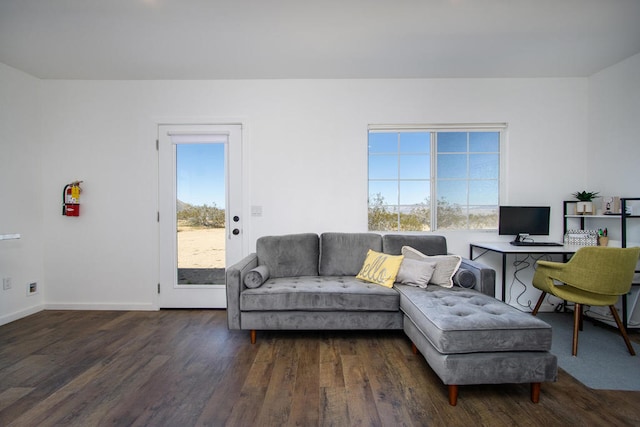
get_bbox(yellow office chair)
[531,246,640,356]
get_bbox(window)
[368,124,504,231]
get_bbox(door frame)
[153,119,250,309]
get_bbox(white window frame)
[367,123,507,232]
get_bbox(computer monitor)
[498,206,551,242]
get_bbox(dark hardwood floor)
[1,309,639,426]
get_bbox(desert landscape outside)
[177,222,226,284]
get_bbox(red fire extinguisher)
[62,181,83,216]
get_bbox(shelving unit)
[563,198,640,246]
[563,198,640,329]
[621,198,640,248]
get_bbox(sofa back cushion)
[382,234,447,256]
[257,233,319,278]
[319,232,383,276]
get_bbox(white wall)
[36,78,589,310]
[587,54,640,247]
[3,53,638,322]
[0,64,45,324]
[588,53,640,196]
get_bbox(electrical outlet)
[2,277,12,290]
[27,282,38,296]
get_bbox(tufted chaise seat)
[399,286,552,353]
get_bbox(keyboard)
[510,241,564,247]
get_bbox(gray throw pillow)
[244,265,270,289]
[453,268,476,288]
[401,246,461,288]
[396,258,436,288]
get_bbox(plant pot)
[576,201,593,215]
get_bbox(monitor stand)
[512,233,530,243]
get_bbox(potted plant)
[572,190,600,215]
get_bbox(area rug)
[538,312,640,391]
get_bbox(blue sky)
[176,143,226,208]
[368,131,499,207]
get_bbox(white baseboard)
[0,304,45,326]
[44,302,158,311]
[0,303,159,327]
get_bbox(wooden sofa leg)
[448,385,458,406]
[250,330,256,344]
[531,382,541,403]
[411,342,418,355]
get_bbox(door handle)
[229,215,241,238]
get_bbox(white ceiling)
[1,0,639,80]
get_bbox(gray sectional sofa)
[226,232,557,405]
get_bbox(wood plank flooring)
[1,309,639,426]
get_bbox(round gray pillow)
[244,265,270,289]
[452,268,476,288]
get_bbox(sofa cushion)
[319,232,382,276]
[356,249,404,288]
[257,233,319,278]
[382,234,447,256]
[240,276,400,312]
[396,285,552,354]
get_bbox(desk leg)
[501,253,507,302]
[470,245,507,302]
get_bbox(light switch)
[0,234,21,240]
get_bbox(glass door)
[158,124,243,308]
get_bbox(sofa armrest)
[226,253,258,329]
[459,257,496,298]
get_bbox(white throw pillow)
[401,246,462,288]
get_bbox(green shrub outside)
[368,193,497,231]
[177,202,225,228]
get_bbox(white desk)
[469,242,635,329]
[469,242,581,302]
